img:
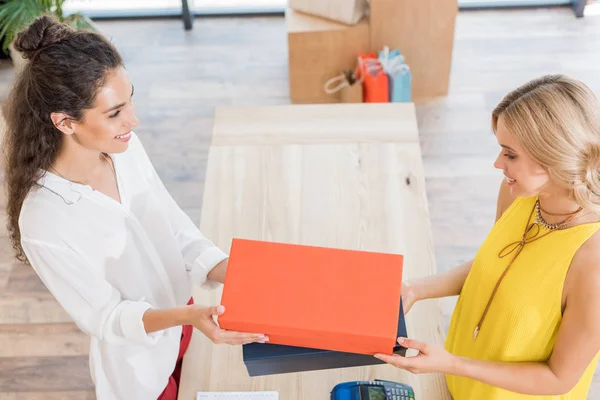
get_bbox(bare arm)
[408,259,473,301]
[142,258,267,345]
[142,305,194,334]
[207,258,228,284]
[381,222,600,396]
[407,179,515,302]
[451,234,600,395]
[143,259,228,333]
[142,301,267,345]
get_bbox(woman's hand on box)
[189,305,269,345]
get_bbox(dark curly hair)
[2,14,123,262]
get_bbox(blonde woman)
[375,74,600,399]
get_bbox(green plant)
[0,0,95,54]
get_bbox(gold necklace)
[473,199,581,340]
[535,199,582,230]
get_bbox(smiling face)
[493,114,551,198]
[62,66,139,154]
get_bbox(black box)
[242,300,407,376]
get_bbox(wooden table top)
[178,103,451,400]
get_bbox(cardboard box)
[288,0,367,26]
[369,0,457,102]
[241,301,407,376]
[286,8,370,104]
[219,238,404,359]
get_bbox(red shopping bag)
[356,52,389,103]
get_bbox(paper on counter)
[197,392,278,400]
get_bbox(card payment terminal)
[331,379,415,400]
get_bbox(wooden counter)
[178,103,451,400]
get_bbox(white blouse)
[19,132,228,400]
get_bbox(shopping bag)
[356,52,389,103]
[324,69,363,103]
[378,46,412,103]
[289,0,368,25]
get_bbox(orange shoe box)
[218,238,404,357]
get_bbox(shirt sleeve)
[21,237,163,346]
[131,132,228,289]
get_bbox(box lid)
[219,239,403,355]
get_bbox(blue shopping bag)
[378,47,412,103]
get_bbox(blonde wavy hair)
[492,74,600,214]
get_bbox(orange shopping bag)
[356,52,389,103]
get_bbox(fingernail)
[398,337,405,344]
[374,355,382,359]
[217,306,225,313]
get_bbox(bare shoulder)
[565,229,600,300]
[495,178,515,222]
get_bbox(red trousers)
[157,297,194,400]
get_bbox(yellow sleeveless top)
[445,196,600,399]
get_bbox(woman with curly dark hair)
[2,15,267,400]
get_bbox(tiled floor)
[1,6,600,398]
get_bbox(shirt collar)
[37,170,92,205]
